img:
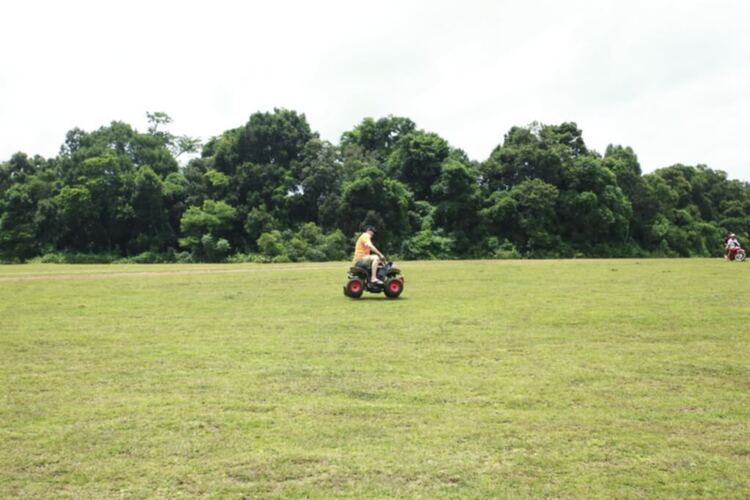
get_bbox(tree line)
[1,109,748,263]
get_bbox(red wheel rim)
[389,281,401,293]
[350,281,362,292]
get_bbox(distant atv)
[344,259,404,299]
[728,246,746,262]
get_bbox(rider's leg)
[370,255,382,283]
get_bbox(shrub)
[256,226,349,262]
[226,253,265,263]
[126,251,176,264]
[401,229,455,260]
[491,239,521,259]
[200,234,231,262]
[257,230,285,258]
[323,230,348,261]
[35,252,120,264]
[175,251,193,263]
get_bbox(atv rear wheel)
[384,277,403,299]
[344,278,365,298]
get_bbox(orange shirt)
[353,232,372,262]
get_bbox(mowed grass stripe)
[1,259,749,497]
[0,262,343,282]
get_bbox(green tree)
[179,200,237,261]
[558,155,633,254]
[431,159,482,255]
[130,166,173,253]
[480,124,565,191]
[292,139,344,228]
[340,116,416,162]
[146,111,201,162]
[388,131,450,201]
[481,178,563,257]
[212,108,314,174]
[338,166,412,252]
[0,153,56,260]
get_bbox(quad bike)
[727,246,746,262]
[343,258,404,299]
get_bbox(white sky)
[1,0,749,180]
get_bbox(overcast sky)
[1,0,748,180]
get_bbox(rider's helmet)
[730,233,736,238]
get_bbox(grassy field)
[1,259,749,498]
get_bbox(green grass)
[1,259,749,498]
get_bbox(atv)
[728,246,746,262]
[343,259,404,299]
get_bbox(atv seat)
[349,266,369,278]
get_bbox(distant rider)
[726,233,741,260]
[353,225,385,284]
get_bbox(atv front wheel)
[344,278,365,298]
[384,277,403,299]
[736,249,746,262]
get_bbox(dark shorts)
[355,255,378,268]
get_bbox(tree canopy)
[1,110,748,262]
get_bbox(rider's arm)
[366,240,384,258]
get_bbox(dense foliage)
[1,110,748,262]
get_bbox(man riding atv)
[344,225,404,299]
[352,225,385,284]
[725,233,744,261]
